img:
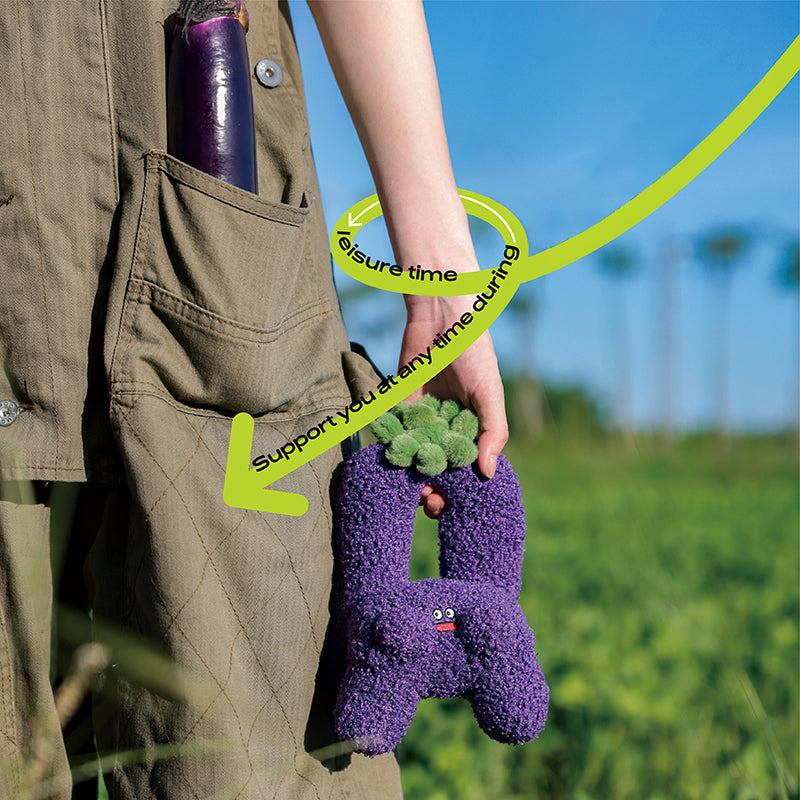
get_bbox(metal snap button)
[0,399,19,426]
[255,58,283,88]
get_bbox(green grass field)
[23,433,797,799]
[397,434,799,800]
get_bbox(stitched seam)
[152,696,203,800]
[0,615,14,750]
[144,417,209,520]
[259,515,321,659]
[251,483,326,800]
[0,578,20,764]
[149,582,251,779]
[0,466,106,478]
[134,277,327,337]
[98,0,120,204]
[109,385,350,422]
[188,416,229,474]
[113,156,155,392]
[274,628,316,695]
[233,772,253,800]
[110,399,251,788]
[294,454,332,651]
[238,569,295,742]
[0,728,16,748]
[176,565,297,789]
[115,411,291,772]
[158,512,246,641]
[185,568,293,745]
[15,1,59,468]
[109,397,152,631]
[127,439,260,790]
[165,478,312,796]
[130,278,331,341]
[146,151,310,224]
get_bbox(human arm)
[308,0,508,508]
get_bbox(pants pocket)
[108,150,347,417]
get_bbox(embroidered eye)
[444,608,455,620]
[432,609,443,621]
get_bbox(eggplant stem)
[176,0,248,31]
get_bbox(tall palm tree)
[597,245,638,440]
[774,238,799,431]
[504,286,544,438]
[696,228,751,438]
[655,236,693,445]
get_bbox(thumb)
[471,393,509,480]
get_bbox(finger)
[419,484,434,502]
[473,396,509,480]
[422,491,445,519]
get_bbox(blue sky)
[287,0,799,430]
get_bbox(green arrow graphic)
[223,412,310,516]
[224,35,799,516]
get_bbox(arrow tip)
[224,412,310,516]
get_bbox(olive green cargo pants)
[0,1,402,797]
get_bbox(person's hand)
[310,0,509,518]
[400,292,508,518]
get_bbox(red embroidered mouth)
[436,622,457,632]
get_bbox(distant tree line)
[337,224,799,439]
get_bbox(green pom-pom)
[418,395,442,412]
[377,396,480,474]
[403,402,438,430]
[414,442,448,476]
[442,431,478,467]
[439,399,460,423]
[409,419,450,446]
[450,408,479,441]
[391,401,412,422]
[409,427,433,444]
[426,419,450,444]
[385,433,420,467]
[370,412,404,444]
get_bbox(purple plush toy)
[332,400,549,756]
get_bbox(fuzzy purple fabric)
[332,443,548,756]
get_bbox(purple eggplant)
[168,0,257,192]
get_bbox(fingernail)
[486,454,497,479]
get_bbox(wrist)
[402,292,478,325]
